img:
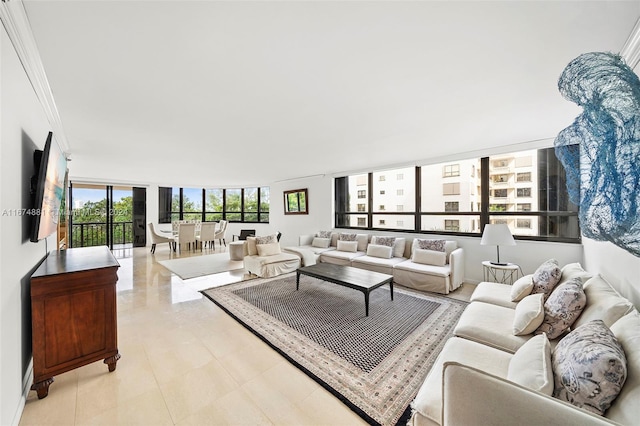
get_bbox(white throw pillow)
[246,236,258,256]
[366,244,393,259]
[512,293,545,336]
[393,237,406,258]
[256,242,281,256]
[412,249,446,266]
[507,333,554,395]
[311,237,330,248]
[337,240,358,253]
[511,274,534,302]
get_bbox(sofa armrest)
[442,362,617,426]
[299,234,314,246]
[449,248,464,291]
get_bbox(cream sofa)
[410,263,640,425]
[242,236,301,278]
[286,232,464,295]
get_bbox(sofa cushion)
[470,282,517,309]
[552,319,627,416]
[511,274,534,302]
[412,337,512,424]
[366,244,393,259]
[507,333,554,395]
[311,237,330,248]
[536,278,586,339]
[531,259,562,300]
[393,237,406,258]
[246,236,258,256]
[512,293,545,336]
[573,274,636,329]
[256,242,281,257]
[558,262,593,287]
[607,310,640,425]
[336,240,358,252]
[412,249,446,266]
[453,301,532,353]
[393,259,450,278]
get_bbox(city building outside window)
[379,219,386,225]
[397,189,404,196]
[517,172,532,182]
[445,220,460,231]
[358,190,366,198]
[517,219,532,228]
[445,201,459,212]
[334,147,578,242]
[443,164,460,177]
[357,204,366,212]
[397,173,404,180]
[517,187,532,197]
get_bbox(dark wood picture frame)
[284,188,308,215]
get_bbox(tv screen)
[30,132,68,243]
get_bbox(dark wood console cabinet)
[30,246,120,398]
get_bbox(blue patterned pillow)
[532,259,562,301]
[536,278,586,339]
[552,320,627,416]
[339,233,357,241]
[415,239,445,252]
[317,230,332,239]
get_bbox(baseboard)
[11,357,33,426]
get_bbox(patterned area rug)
[202,273,467,426]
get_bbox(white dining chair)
[214,220,228,248]
[148,223,174,253]
[196,222,216,250]
[177,223,197,252]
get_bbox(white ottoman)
[229,241,245,261]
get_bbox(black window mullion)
[480,157,490,231]
[415,166,421,232]
[367,173,373,229]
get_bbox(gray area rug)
[202,273,467,426]
[158,253,243,280]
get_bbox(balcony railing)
[70,221,133,248]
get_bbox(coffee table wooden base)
[296,263,394,316]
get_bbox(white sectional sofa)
[285,232,464,295]
[410,262,640,425]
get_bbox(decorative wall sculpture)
[554,52,640,256]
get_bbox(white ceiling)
[22,1,640,188]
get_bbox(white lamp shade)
[480,224,516,246]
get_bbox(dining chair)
[233,228,255,241]
[196,222,216,250]
[214,220,228,247]
[148,223,174,253]
[177,223,197,252]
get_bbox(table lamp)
[481,224,516,266]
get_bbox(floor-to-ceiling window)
[69,184,146,248]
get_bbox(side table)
[482,260,520,285]
[229,241,245,261]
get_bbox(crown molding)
[621,16,640,70]
[0,0,70,152]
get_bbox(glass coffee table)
[295,263,394,316]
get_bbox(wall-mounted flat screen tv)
[30,132,68,243]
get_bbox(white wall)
[583,237,640,309]
[1,27,55,426]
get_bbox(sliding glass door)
[68,184,146,249]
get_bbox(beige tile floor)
[19,244,474,426]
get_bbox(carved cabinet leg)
[104,353,121,372]
[31,377,54,399]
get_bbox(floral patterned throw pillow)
[317,230,332,239]
[531,259,562,300]
[374,236,396,247]
[339,233,357,241]
[536,278,586,339]
[552,320,627,416]
[415,239,446,252]
[255,234,277,245]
